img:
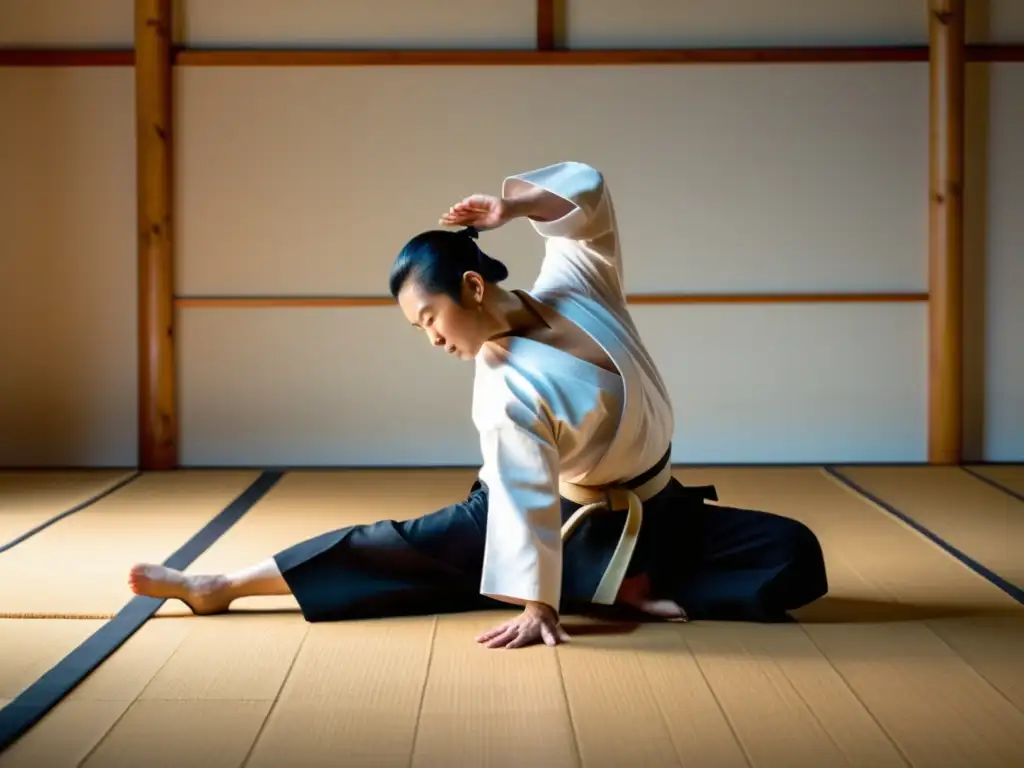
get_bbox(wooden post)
[135,0,177,469]
[928,0,965,464]
[537,1,555,50]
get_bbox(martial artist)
[129,161,828,649]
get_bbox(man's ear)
[461,271,486,306]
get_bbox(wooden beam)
[537,1,556,51]
[0,49,133,66]
[967,43,1024,61]
[928,0,965,465]
[135,0,177,470]
[3,43,1023,69]
[174,292,928,310]
[172,45,931,67]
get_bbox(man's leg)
[655,491,829,622]
[129,558,287,615]
[130,482,496,621]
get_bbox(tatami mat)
[967,463,1024,498]
[0,471,260,618]
[834,465,1024,593]
[0,470,135,549]
[674,467,1024,767]
[0,619,105,705]
[3,466,1024,767]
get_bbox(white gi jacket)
[472,161,675,610]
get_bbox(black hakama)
[272,474,828,624]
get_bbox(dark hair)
[389,226,509,302]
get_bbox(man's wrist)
[526,600,557,618]
[502,184,551,222]
[501,195,532,222]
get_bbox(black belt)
[622,445,718,503]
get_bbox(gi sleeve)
[503,161,612,241]
[502,161,624,297]
[476,384,563,611]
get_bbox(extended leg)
[131,482,496,622]
[273,484,496,621]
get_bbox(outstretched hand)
[440,194,511,231]
[476,602,571,649]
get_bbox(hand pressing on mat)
[476,601,571,649]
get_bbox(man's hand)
[476,602,571,649]
[439,194,511,231]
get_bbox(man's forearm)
[503,183,575,223]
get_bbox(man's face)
[397,274,489,361]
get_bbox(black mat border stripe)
[960,466,1024,505]
[0,470,284,754]
[824,466,1024,606]
[0,471,142,556]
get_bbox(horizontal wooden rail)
[0,49,134,66]
[2,44,1021,68]
[968,43,1024,61]
[174,292,928,309]
[3,44,1022,68]
[173,46,931,66]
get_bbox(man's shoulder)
[471,348,546,428]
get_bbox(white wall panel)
[635,303,928,464]
[178,307,480,467]
[0,69,137,467]
[178,302,926,467]
[565,0,926,48]
[989,0,1024,43]
[177,0,535,49]
[176,64,927,299]
[0,0,131,47]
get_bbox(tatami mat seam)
[74,697,137,766]
[405,616,439,768]
[820,467,1024,606]
[0,471,142,556]
[0,470,285,754]
[921,620,1024,717]
[758,641,834,744]
[959,466,1024,504]
[239,626,312,768]
[639,641,726,768]
[675,630,755,768]
[552,643,584,768]
[795,625,914,767]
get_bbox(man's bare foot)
[616,573,688,621]
[128,564,233,615]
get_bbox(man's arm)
[501,181,577,224]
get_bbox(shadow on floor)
[791,596,1022,624]
[151,596,1021,632]
[563,595,1023,634]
